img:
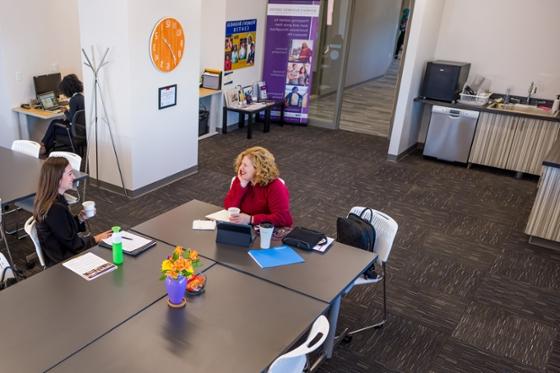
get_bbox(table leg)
[324,295,341,359]
[17,112,30,139]
[239,112,245,128]
[247,113,253,139]
[264,109,271,133]
[279,103,285,127]
[222,107,228,134]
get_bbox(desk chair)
[52,110,87,159]
[24,217,46,270]
[268,315,329,373]
[4,140,41,238]
[11,140,40,158]
[340,207,398,343]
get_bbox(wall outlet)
[15,72,22,82]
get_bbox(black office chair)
[52,110,87,161]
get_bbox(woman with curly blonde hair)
[224,146,293,227]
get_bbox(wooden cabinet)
[469,112,518,169]
[469,112,560,176]
[506,118,560,175]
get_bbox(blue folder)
[248,245,304,269]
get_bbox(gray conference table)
[50,264,328,373]
[0,241,215,372]
[132,199,375,359]
[0,145,88,205]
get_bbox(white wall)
[388,0,445,156]
[78,0,201,191]
[0,0,82,147]
[435,0,560,99]
[345,0,401,87]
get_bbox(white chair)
[341,207,398,342]
[48,151,82,204]
[268,315,330,373]
[24,217,46,270]
[11,140,41,158]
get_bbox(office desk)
[222,101,284,139]
[132,199,375,358]
[198,88,222,139]
[12,106,64,139]
[0,243,215,372]
[51,264,328,373]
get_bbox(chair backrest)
[11,140,41,158]
[349,207,398,263]
[71,110,87,143]
[268,315,329,373]
[49,151,82,171]
[24,217,46,269]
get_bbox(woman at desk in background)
[224,146,293,227]
[33,157,111,267]
[40,74,85,155]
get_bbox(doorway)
[308,0,411,138]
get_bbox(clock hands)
[162,37,177,65]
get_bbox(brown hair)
[33,157,69,222]
[234,146,279,186]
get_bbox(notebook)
[37,91,61,111]
[100,231,157,256]
[248,245,304,269]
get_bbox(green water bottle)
[112,226,124,265]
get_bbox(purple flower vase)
[165,275,187,305]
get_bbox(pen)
[122,236,133,240]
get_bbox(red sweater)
[224,178,293,227]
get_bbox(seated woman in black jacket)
[33,157,111,267]
[40,74,85,155]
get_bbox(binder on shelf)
[248,245,304,269]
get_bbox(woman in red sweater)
[224,146,293,227]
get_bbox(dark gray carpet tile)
[400,252,483,298]
[334,312,445,372]
[490,247,560,289]
[384,200,454,231]
[474,275,560,326]
[429,338,541,373]
[444,212,511,247]
[348,274,468,333]
[546,334,560,372]
[452,302,556,370]
[421,231,502,270]
[318,349,398,373]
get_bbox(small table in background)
[12,106,65,139]
[222,100,284,139]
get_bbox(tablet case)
[216,221,254,247]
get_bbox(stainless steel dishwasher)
[423,105,479,163]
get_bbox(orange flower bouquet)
[160,246,201,307]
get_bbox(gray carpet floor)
[3,124,559,372]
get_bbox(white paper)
[192,219,216,230]
[313,237,334,253]
[63,252,117,281]
[205,209,230,222]
[102,230,154,253]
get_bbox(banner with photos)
[224,19,257,71]
[262,0,320,124]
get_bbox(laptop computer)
[37,91,61,111]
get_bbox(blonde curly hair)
[234,146,279,186]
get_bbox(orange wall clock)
[150,17,185,72]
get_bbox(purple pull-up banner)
[262,0,320,124]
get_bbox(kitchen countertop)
[543,137,560,169]
[415,97,560,123]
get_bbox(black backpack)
[336,208,376,253]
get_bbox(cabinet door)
[507,118,560,175]
[469,112,518,169]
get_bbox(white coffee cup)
[82,201,96,218]
[259,223,274,249]
[228,207,240,219]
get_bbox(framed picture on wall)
[158,84,177,109]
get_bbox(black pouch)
[282,226,327,251]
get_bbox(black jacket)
[64,93,84,123]
[36,194,95,267]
